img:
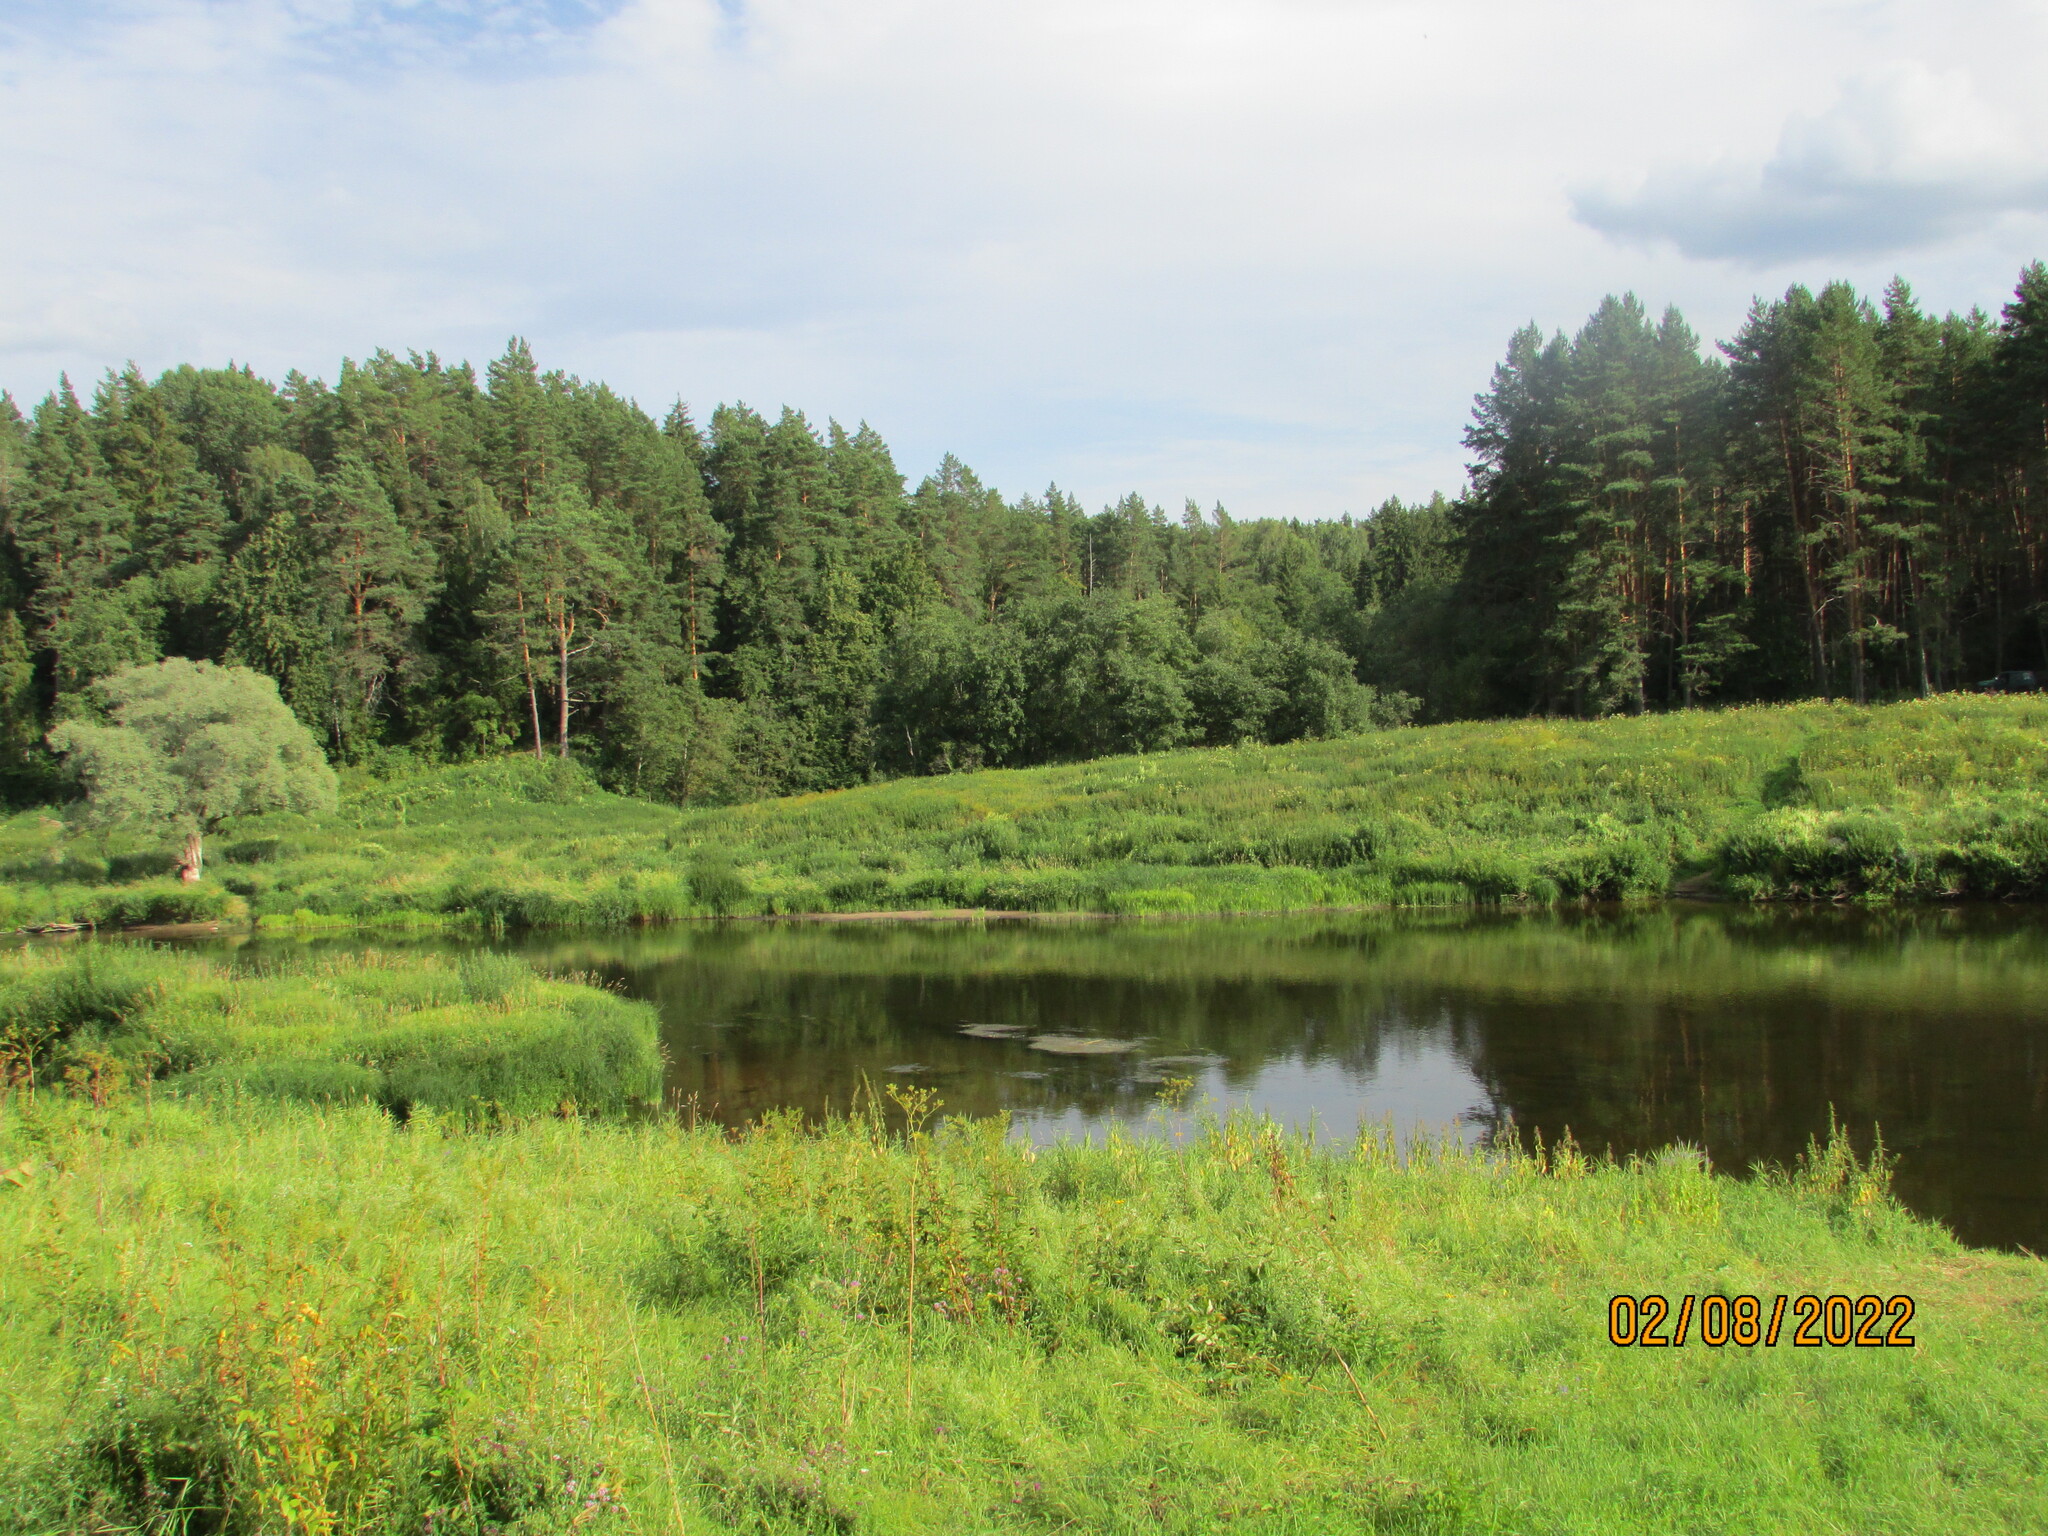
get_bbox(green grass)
[0,944,663,1121]
[2,1079,2043,1532]
[4,696,2047,931]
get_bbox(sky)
[3,0,2047,519]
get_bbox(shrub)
[218,837,301,865]
[0,947,171,1074]
[963,817,1024,861]
[107,851,181,881]
[1547,833,1670,899]
[824,870,892,907]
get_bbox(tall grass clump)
[2,695,2044,928]
[0,1074,2041,1534]
[0,944,663,1119]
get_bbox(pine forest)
[3,266,2047,807]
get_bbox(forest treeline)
[1451,270,2048,717]
[1,264,2045,806]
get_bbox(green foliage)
[0,945,662,1119]
[1451,269,2048,719]
[3,695,2044,928]
[45,659,338,878]
[4,268,2048,814]
[77,879,242,928]
[0,1085,2040,1532]
[0,343,1449,811]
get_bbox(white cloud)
[4,1,2047,515]
[1574,65,2048,263]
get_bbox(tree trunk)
[557,625,572,759]
[516,589,543,760]
[178,830,204,884]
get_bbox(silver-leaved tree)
[47,659,338,882]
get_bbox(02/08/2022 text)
[1607,1294,1916,1348]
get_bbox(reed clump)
[3,695,2045,930]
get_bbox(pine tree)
[1802,283,1901,705]
[15,378,147,692]
[309,453,437,748]
[495,483,636,757]
[484,338,563,517]
[220,457,335,733]
[152,364,287,521]
[0,608,44,794]
[1983,263,2048,674]
[1458,322,1573,712]
[95,366,229,657]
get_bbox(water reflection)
[232,906,2048,1251]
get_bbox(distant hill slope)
[4,696,2045,931]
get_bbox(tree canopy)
[1,263,2045,809]
[46,659,338,880]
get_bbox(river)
[213,904,2048,1252]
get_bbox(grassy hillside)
[4,696,2046,931]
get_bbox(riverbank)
[5,944,2044,1532]
[3,696,2045,932]
[2,1095,2041,1533]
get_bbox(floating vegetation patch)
[959,1022,1029,1039]
[1028,1035,1142,1056]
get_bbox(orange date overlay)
[1607,1294,1917,1348]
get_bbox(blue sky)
[5,0,2047,518]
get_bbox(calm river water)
[228,906,2048,1252]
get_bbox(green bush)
[442,882,571,929]
[1929,803,2048,899]
[824,870,892,906]
[960,817,1024,861]
[107,851,181,881]
[1716,809,1916,899]
[219,837,301,864]
[1547,833,1669,899]
[0,947,171,1072]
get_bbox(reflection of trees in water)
[1417,956,2048,1253]
[644,967,1422,1125]
[265,906,2048,1252]
[511,905,2048,1019]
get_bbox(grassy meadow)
[3,1077,2043,1533]
[3,695,2046,932]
